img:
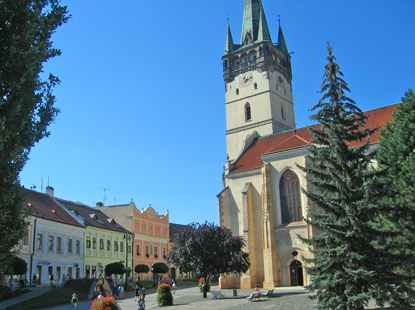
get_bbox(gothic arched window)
[245,103,251,121]
[280,169,302,224]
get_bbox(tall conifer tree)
[375,89,415,277]
[300,45,413,309]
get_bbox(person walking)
[118,285,124,298]
[135,284,140,301]
[71,293,79,310]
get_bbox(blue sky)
[20,0,415,225]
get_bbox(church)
[217,0,397,289]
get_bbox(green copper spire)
[224,20,234,54]
[257,1,271,42]
[277,22,289,54]
[241,0,271,46]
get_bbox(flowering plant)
[157,283,173,306]
[91,296,120,310]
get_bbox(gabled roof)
[231,104,397,173]
[21,188,83,228]
[55,198,132,234]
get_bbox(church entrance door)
[290,260,303,286]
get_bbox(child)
[137,295,145,310]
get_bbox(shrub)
[137,280,156,289]
[64,279,95,296]
[7,287,87,310]
[91,296,120,310]
[0,285,13,302]
[157,283,173,306]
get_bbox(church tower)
[223,0,295,161]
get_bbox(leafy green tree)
[167,222,249,298]
[105,262,125,277]
[375,89,415,277]
[0,0,69,277]
[300,44,413,309]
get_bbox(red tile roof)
[56,198,131,233]
[231,104,397,173]
[21,188,84,228]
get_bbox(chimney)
[96,202,103,208]
[46,186,54,197]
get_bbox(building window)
[281,106,285,120]
[120,241,124,253]
[76,240,80,254]
[127,244,131,253]
[48,235,54,252]
[68,238,73,254]
[236,88,239,95]
[254,82,257,90]
[107,240,111,251]
[245,103,252,121]
[56,236,62,252]
[37,234,43,250]
[280,169,302,224]
[92,238,97,249]
[22,228,29,246]
[146,246,149,257]
[136,244,140,255]
[86,236,91,249]
[85,265,90,278]
[57,266,61,279]
[68,267,72,278]
[154,247,158,258]
[100,239,104,250]
[114,241,118,251]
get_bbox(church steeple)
[241,0,271,45]
[277,22,289,55]
[222,1,295,161]
[224,20,235,54]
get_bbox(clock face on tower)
[239,72,253,87]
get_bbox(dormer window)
[245,103,252,122]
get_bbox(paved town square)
[42,285,316,310]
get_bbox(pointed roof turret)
[277,22,289,54]
[257,1,272,42]
[224,19,235,54]
[241,0,271,46]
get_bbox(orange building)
[99,202,169,281]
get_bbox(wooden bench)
[211,291,225,299]
[246,292,261,301]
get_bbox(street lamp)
[123,232,131,289]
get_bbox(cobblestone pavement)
[43,285,316,310]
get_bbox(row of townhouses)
[15,186,178,287]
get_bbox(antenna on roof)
[103,188,110,205]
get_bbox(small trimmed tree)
[152,262,168,283]
[105,262,125,277]
[168,222,249,298]
[9,256,27,276]
[135,264,149,281]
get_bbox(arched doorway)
[290,260,303,286]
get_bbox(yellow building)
[218,0,397,289]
